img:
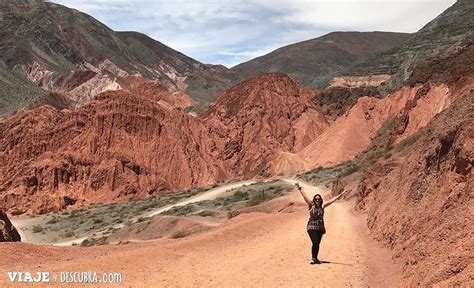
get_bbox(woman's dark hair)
[311,194,323,208]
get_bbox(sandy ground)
[0,180,402,287]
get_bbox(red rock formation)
[299,86,417,168]
[200,73,329,178]
[352,93,473,285]
[300,74,474,169]
[0,90,228,215]
[0,210,21,242]
[123,76,195,110]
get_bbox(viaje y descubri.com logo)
[5,271,123,284]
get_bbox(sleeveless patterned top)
[307,204,326,233]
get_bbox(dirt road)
[10,179,258,246]
[0,181,402,287]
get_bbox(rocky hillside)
[311,0,473,121]
[230,32,410,89]
[0,0,232,116]
[200,73,328,178]
[0,210,21,242]
[0,90,229,215]
[350,92,473,286]
[347,0,474,92]
[323,36,474,285]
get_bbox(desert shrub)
[106,205,117,210]
[92,218,103,224]
[32,225,43,233]
[227,210,239,219]
[136,216,149,223]
[171,230,190,239]
[232,190,249,201]
[46,217,58,225]
[64,231,75,238]
[396,133,422,153]
[68,211,80,218]
[142,203,156,211]
[197,210,216,217]
[80,236,107,247]
[248,195,264,206]
[339,163,360,177]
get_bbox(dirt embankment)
[335,93,473,286]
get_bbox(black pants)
[307,230,324,259]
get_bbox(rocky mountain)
[0,0,232,116]
[346,0,474,91]
[312,0,473,121]
[356,93,473,286]
[338,86,474,285]
[0,89,229,215]
[0,210,21,242]
[323,31,474,285]
[200,73,328,178]
[230,32,411,89]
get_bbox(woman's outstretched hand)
[323,189,348,209]
[296,183,311,206]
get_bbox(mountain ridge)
[230,31,411,88]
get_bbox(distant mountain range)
[2,0,471,118]
[0,0,232,116]
[229,31,411,89]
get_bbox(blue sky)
[49,0,456,67]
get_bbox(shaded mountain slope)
[312,0,473,121]
[0,63,46,117]
[0,0,232,116]
[347,0,474,91]
[230,32,410,88]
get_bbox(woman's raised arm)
[322,190,347,209]
[295,183,312,208]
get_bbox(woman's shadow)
[319,260,353,266]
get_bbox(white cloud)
[49,0,456,67]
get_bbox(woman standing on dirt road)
[296,183,347,264]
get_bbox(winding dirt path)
[0,180,402,287]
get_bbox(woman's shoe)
[314,259,321,264]
[310,258,317,265]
